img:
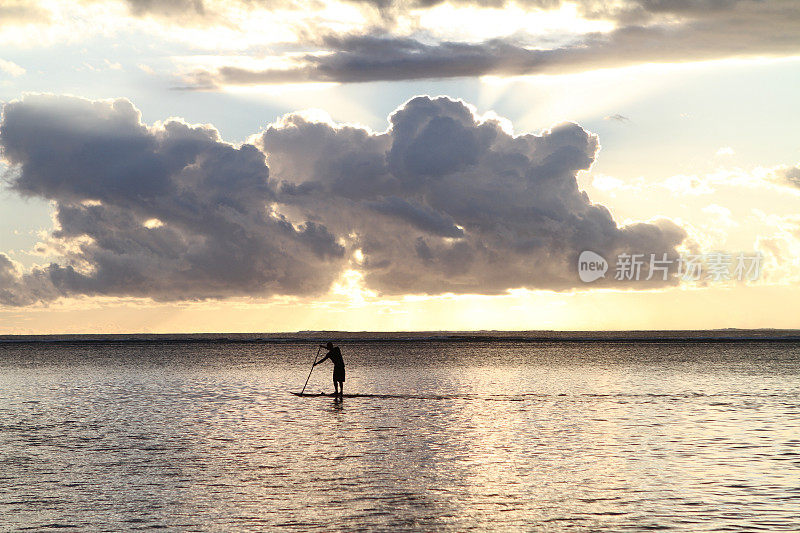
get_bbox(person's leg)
[333,377,339,395]
[338,381,344,396]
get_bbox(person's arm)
[314,353,331,366]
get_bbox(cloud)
[0,2,49,27]
[123,0,206,17]
[3,1,798,83]
[750,210,800,284]
[661,174,715,196]
[0,94,685,306]
[186,0,800,86]
[0,58,25,77]
[365,197,465,238]
[715,146,735,156]
[0,95,346,305]
[775,165,800,188]
[701,203,738,229]
[255,95,685,294]
[604,114,630,123]
[0,254,61,306]
[116,0,766,26]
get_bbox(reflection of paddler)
[314,341,345,397]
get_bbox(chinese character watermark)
[578,251,763,283]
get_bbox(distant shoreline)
[2,330,800,344]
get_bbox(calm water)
[0,340,798,531]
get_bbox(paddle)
[300,345,322,395]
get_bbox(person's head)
[326,341,333,350]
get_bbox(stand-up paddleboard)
[291,392,360,398]
[290,392,555,401]
[290,391,466,400]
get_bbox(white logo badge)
[578,250,608,283]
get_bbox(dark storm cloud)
[183,0,800,86]
[0,95,345,305]
[186,36,581,86]
[0,94,684,306]
[12,2,795,84]
[189,0,800,86]
[365,197,465,238]
[256,96,685,295]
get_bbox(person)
[314,341,345,397]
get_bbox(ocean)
[1,333,799,531]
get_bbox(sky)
[0,0,799,333]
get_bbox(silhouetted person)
[314,341,345,397]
